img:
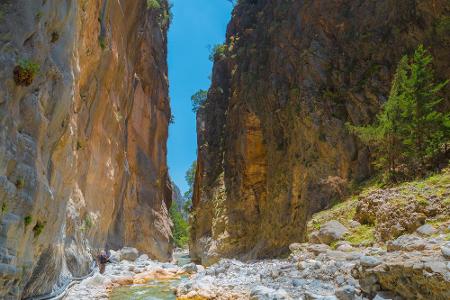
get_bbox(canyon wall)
[0,0,173,298]
[191,0,450,265]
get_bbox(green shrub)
[24,215,32,227]
[51,31,59,43]
[84,215,93,230]
[33,221,46,237]
[209,44,227,61]
[13,59,40,86]
[147,0,161,10]
[1,203,7,213]
[16,177,25,189]
[35,11,43,21]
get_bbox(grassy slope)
[308,169,450,247]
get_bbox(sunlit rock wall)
[0,0,172,298]
[191,0,450,265]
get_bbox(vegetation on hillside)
[170,161,196,248]
[308,168,450,247]
[170,201,189,248]
[348,45,449,182]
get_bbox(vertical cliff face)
[191,0,450,264]
[0,0,172,298]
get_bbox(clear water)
[109,277,186,300]
[109,252,191,300]
[174,252,191,267]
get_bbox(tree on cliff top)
[191,90,208,113]
[349,45,449,181]
[183,161,196,214]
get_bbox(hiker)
[97,250,110,274]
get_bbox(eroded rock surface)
[190,0,450,264]
[0,1,172,298]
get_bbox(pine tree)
[348,45,449,180]
[348,56,408,180]
[398,45,449,173]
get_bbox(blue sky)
[167,0,233,194]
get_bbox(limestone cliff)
[0,0,172,298]
[191,0,450,264]
[171,180,187,220]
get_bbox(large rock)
[335,285,357,300]
[387,235,428,252]
[416,224,437,236]
[181,263,198,273]
[120,248,139,262]
[317,221,349,245]
[0,1,173,298]
[441,244,450,259]
[356,248,450,299]
[250,286,292,300]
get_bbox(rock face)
[171,179,187,219]
[190,0,450,264]
[0,1,172,298]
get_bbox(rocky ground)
[65,171,450,300]
[178,171,450,300]
[176,236,450,300]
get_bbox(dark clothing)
[99,263,106,274]
[99,254,109,264]
[98,253,110,274]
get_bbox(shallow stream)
[108,251,191,300]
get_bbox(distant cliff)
[0,0,172,298]
[171,180,188,220]
[190,0,450,265]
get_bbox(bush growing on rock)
[32,221,46,237]
[147,0,161,10]
[13,59,39,86]
[191,90,208,113]
[209,44,227,61]
[15,177,25,189]
[24,215,32,227]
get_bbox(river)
[109,251,191,300]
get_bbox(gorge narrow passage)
[0,1,449,300]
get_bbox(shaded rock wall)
[171,180,187,219]
[0,0,172,298]
[191,0,450,264]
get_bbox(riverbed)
[108,250,191,300]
